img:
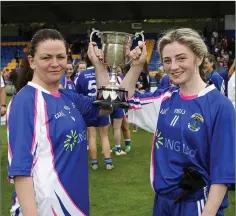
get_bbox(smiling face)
[162,42,200,86]
[203,57,213,73]
[66,63,73,77]
[28,39,67,87]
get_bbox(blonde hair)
[157,28,208,81]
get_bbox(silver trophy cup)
[90,28,144,108]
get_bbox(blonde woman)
[124,29,234,216]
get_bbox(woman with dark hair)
[59,61,76,92]
[203,53,225,94]
[71,60,87,84]
[8,28,144,215]
[7,28,111,216]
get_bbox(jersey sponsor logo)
[155,130,198,158]
[64,130,86,151]
[188,113,204,132]
[170,115,179,126]
[155,129,164,149]
[54,111,65,119]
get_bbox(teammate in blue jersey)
[124,28,235,216]
[59,61,76,92]
[72,60,87,85]
[203,54,225,95]
[7,29,111,216]
[75,56,113,170]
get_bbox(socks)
[115,144,121,152]
[105,158,112,165]
[124,139,131,146]
[91,159,98,165]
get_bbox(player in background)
[75,55,113,170]
[59,61,76,92]
[72,61,87,85]
[203,53,225,95]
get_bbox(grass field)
[0,97,235,216]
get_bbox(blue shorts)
[110,108,125,119]
[153,189,225,216]
[86,115,111,127]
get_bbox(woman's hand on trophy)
[87,42,105,68]
[129,41,147,68]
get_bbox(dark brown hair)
[16,29,67,92]
[204,53,216,70]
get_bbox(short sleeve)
[61,90,99,123]
[7,93,36,181]
[210,99,235,185]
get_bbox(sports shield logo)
[188,113,204,132]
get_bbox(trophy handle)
[134,30,145,42]
[89,29,106,65]
[125,31,145,65]
[89,28,101,42]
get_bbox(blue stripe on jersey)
[55,191,71,216]
[15,208,20,216]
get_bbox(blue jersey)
[206,70,225,95]
[60,74,76,93]
[128,84,235,210]
[7,82,99,215]
[76,67,110,127]
[76,67,97,97]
